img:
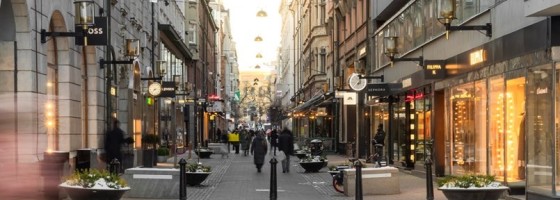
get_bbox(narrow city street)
[122,151,447,200]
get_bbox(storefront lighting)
[437,0,491,39]
[110,86,117,96]
[469,49,486,65]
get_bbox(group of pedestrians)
[221,127,294,173]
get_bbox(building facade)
[370,0,560,198]
[0,0,220,198]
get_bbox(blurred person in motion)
[277,127,294,173]
[104,119,132,170]
[250,131,268,173]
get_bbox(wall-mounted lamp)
[99,38,138,68]
[256,9,267,17]
[41,1,95,45]
[437,0,491,39]
[383,36,423,66]
[141,60,167,81]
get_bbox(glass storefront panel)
[474,80,487,174]
[489,76,505,177]
[448,81,487,175]
[505,76,526,183]
[371,102,389,159]
[393,95,407,165]
[526,64,553,194]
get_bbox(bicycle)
[332,158,359,193]
[369,144,385,168]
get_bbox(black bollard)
[425,139,434,200]
[269,157,278,200]
[179,158,187,200]
[109,158,120,175]
[354,159,363,200]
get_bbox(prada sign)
[423,60,446,79]
[366,83,402,96]
[75,17,107,46]
[160,81,176,98]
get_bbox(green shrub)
[157,147,170,156]
[437,174,499,188]
[63,169,127,189]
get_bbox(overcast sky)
[222,0,281,72]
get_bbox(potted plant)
[141,134,160,167]
[294,146,309,160]
[157,147,170,163]
[59,169,130,200]
[299,155,328,172]
[437,174,509,200]
[185,162,212,186]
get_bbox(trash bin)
[310,139,323,156]
[76,149,91,172]
[41,151,69,200]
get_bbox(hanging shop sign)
[343,92,357,105]
[159,81,176,98]
[366,83,402,96]
[423,60,447,79]
[75,17,107,46]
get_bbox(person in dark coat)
[250,131,268,173]
[270,129,278,155]
[104,120,126,165]
[277,128,294,173]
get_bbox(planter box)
[60,185,130,200]
[299,161,327,172]
[185,172,211,186]
[439,187,509,200]
[157,156,168,163]
[343,167,400,196]
[122,167,180,199]
[294,153,307,159]
[195,150,213,159]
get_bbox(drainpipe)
[105,0,112,131]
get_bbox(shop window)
[526,64,553,194]
[448,80,486,175]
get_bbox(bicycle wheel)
[332,178,344,193]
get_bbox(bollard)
[179,158,187,200]
[269,157,278,200]
[109,158,120,175]
[354,159,363,200]
[425,139,434,200]
[426,158,434,200]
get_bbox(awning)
[158,24,193,59]
[292,94,325,113]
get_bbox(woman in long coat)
[240,130,251,156]
[250,131,268,172]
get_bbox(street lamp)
[383,36,423,66]
[437,0,491,39]
[41,0,96,45]
[99,38,139,68]
[141,60,168,81]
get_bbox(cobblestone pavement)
[122,150,448,200]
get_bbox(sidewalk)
[122,150,447,200]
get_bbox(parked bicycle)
[369,143,386,168]
[331,158,360,193]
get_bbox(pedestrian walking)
[250,131,268,173]
[270,129,278,155]
[240,129,251,156]
[104,120,133,171]
[229,129,240,154]
[277,128,294,173]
